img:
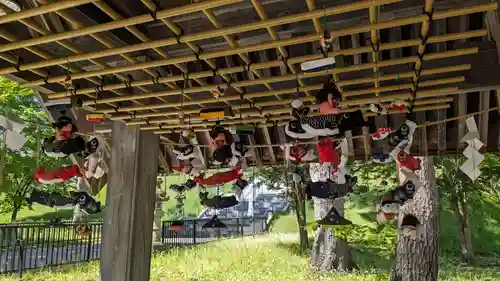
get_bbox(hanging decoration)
[335,138,349,184]
[369,103,388,115]
[0,115,27,150]
[281,143,316,163]
[459,117,484,182]
[372,153,394,164]
[86,113,105,123]
[376,169,419,224]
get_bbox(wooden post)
[100,122,159,281]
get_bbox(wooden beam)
[479,91,490,146]
[361,126,371,162]
[351,34,361,65]
[417,112,428,156]
[496,89,500,150]
[101,122,159,281]
[456,15,469,151]
[258,50,272,77]
[261,127,276,164]
[248,135,263,167]
[437,109,447,154]
[344,130,355,160]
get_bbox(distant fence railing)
[0,216,269,274]
[161,216,269,246]
[0,221,102,274]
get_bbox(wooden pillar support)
[478,91,490,146]
[100,122,159,281]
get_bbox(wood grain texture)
[391,157,439,281]
[100,121,159,281]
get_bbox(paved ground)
[0,236,234,273]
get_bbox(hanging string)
[164,105,500,147]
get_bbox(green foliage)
[0,78,71,221]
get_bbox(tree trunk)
[449,191,475,264]
[459,194,475,264]
[293,197,308,249]
[10,203,19,222]
[309,163,356,272]
[391,157,439,281]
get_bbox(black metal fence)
[0,221,102,274]
[161,216,269,247]
[0,216,269,274]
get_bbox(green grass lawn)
[1,234,498,281]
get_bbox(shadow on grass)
[275,237,314,258]
[276,237,392,271]
[350,246,393,271]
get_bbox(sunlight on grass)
[3,234,498,281]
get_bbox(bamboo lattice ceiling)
[0,0,500,169]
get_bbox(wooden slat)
[479,91,490,146]
[361,126,371,161]
[101,122,159,281]
[261,127,277,164]
[248,135,263,167]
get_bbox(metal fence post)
[16,239,23,280]
[192,220,196,245]
[86,225,93,261]
[161,221,165,244]
[236,218,240,237]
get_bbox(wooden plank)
[248,135,263,167]
[496,89,500,150]
[479,91,490,146]
[416,112,428,156]
[101,122,159,281]
[158,148,169,172]
[361,126,371,162]
[437,109,447,154]
[344,130,355,160]
[351,34,361,65]
[258,50,272,77]
[261,127,276,164]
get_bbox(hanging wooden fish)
[319,30,332,51]
[200,107,234,119]
[305,176,357,200]
[33,165,82,184]
[316,206,352,226]
[181,129,196,139]
[86,113,105,123]
[285,120,316,139]
[300,57,336,73]
[172,145,196,160]
[396,151,421,172]
[44,97,82,112]
[64,75,74,91]
[391,100,409,112]
[369,103,388,115]
[210,85,226,99]
[372,153,394,164]
[376,195,400,224]
[202,215,227,228]
[231,141,251,158]
[229,124,255,136]
[371,127,393,141]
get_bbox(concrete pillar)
[100,122,159,281]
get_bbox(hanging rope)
[164,105,500,147]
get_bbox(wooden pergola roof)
[1,0,500,173]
